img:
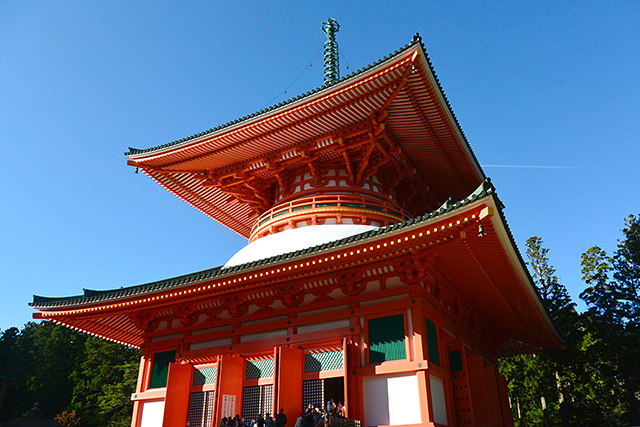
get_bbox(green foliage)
[501,237,577,426]
[578,214,640,425]
[501,215,640,426]
[70,336,140,427]
[0,322,140,426]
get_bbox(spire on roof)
[321,18,340,85]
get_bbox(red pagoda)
[31,24,563,427]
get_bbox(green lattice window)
[193,366,218,386]
[425,318,440,366]
[305,350,344,372]
[149,350,176,389]
[449,350,463,372]
[368,314,406,363]
[245,359,275,380]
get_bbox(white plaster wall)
[297,318,350,334]
[139,400,165,427]
[240,328,287,343]
[363,376,390,426]
[363,374,422,426]
[430,375,448,425]
[190,337,232,350]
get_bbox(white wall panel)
[430,375,448,425]
[139,400,165,427]
[363,376,390,426]
[190,337,232,350]
[363,374,422,426]
[297,318,350,334]
[388,374,421,425]
[240,328,287,343]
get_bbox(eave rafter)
[140,116,438,218]
[402,71,469,197]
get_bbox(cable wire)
[261,46,324,110]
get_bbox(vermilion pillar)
[162,362,193,427]
[277,346,304,418]
[216,355,245,424]
[466,355,491,426]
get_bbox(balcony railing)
[251,193,409,236]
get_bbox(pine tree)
[580,214,640,424]
[501,237,577,426]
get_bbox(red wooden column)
[484,364,505,426]
[277,346,303,419]
[216,355,245,423]
[162,362,194,427]
[410,305,432,426]
[345,338,362,421]
[466,355,491,426]
[497,374,515,427]
[130,355,147,427]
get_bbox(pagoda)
[31,22,563,427]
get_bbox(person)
[326,400,335,417]
[266,413,275,427]
[322,410,329,427]
[313,408,322,427]
[221,417,228,427]
[337,403,345,418]
[294,414,304,427]
[257,414,265,427]
[276,408,287,427]
[303,410,313,427]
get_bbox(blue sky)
[1,1,638,330]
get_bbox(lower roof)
[31,180,564,354]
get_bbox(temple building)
[31,25,563,427]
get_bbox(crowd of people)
[294,400,347,427]
[222,399,348,427]
[221,408,288,427]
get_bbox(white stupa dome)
[224,224,378,268]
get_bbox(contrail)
[484,164,580,170]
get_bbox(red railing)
[251,193,409,237]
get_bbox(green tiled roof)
[30,179,498,310]
[125,34,484,181]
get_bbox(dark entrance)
[302,377,344,410]
[324,377,344,407]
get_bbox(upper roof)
[126,35,486,238]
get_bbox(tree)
[526,237,576,326]
[580,214,640,425]
[70,336,140,427]
[0,322,139,426]
[501,237,577,426]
